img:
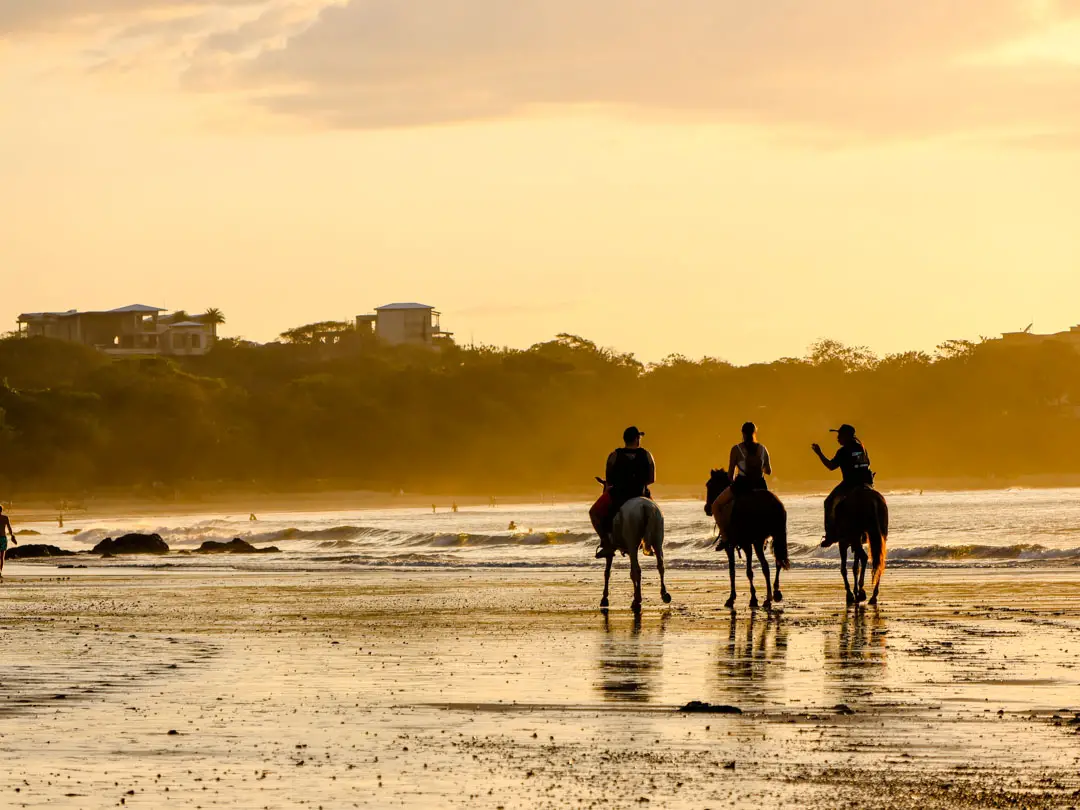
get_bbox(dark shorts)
[732,476,768,496]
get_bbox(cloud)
[6,0,1080,142]
[200,0,1080,139]
[0,0,260,34]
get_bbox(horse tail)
[641,500,664,557]
[867,492,888,589]
[772,498,790,570]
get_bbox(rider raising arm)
[812,424,874,546]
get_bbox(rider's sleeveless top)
[733,443,767,480]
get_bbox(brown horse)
[705,470,790,610]
[831,487,889,606]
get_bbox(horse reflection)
[713,611,789,706]
[825,608,887,691]
[594,612,668,703]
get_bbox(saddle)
[831,485,873,519]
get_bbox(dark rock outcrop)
[678,701,743,714]
[92,533,169,555]
[6,544,77,560]
[195,538,280,554]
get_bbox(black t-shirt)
[606,447,655,500]
[831,441,873,486]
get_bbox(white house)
[356,303,453,348]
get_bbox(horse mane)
[709,468,732,487]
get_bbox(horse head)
[704,468,731,515]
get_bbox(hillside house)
[16,305,215,357]
[356,303,453,348]
[999,325,1080,352]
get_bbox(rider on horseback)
[591,426,655,558]
[812,424,875,547]
[711,422,772,544]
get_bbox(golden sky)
[3,0,1080,363]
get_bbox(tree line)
[1,327,1079,498]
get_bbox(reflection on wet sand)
[713,610,789,706]
[594,611,668,703]
[825,608,888,692]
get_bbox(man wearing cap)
[590,427,656,558]
[811,424,875,547]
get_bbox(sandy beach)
[1,566,1079,809]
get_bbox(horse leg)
[746,547,758,609]
[854,538,868,603]
[601,552,613,608]
[773,558,782,603]
[840,542,855,606]
[725,545,737,609]
[630,548,642,613]
[654,542,671,604]
[868,534,886,606]
[754,541,773,609]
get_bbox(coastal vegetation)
[1,330,1079,497]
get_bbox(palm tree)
[201,308,226,338]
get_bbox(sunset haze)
[4,0,1080,363]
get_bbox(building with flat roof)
[998,325,1080,352]
[356,303,453,348]
[16,305,216,357]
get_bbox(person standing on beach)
[0,506,17,580]
[812,424,875,547]
[590,426,655,558]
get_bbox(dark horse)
[832,487,890,606]
[705,470,790,610]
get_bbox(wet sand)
[1,567,1079,808]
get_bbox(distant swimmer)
[0,506,17,580]
[508,521,517,531]
[432,504,437,514]
[811,424,875,547]
[451,503,459,513]
[58,514,64,528]
[249,513,258,521]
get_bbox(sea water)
[11,488,1080,570]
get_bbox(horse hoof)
[846,592,855,606]
[857,589,867,602]
[600,596,609,608]
[724,597,736,609]
[773,590,783,603]
[763,600,772,611]
[749,597,759,609]
[868,595,878,606]
[661,591,672,604]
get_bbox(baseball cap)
[623,426,645,443]
[830,424,857,437]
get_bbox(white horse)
[600,497,671,612]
